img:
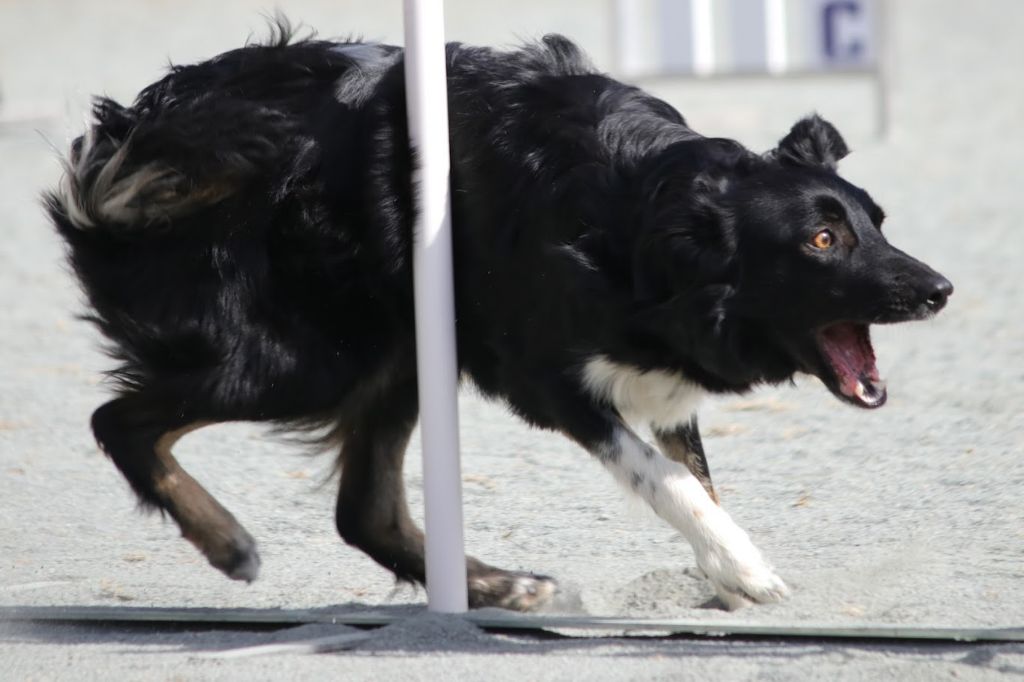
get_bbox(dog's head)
[636,115,952,408]
[737,116,952,407]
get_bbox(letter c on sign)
[823,1,864,62]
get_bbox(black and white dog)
[47,25,952,611]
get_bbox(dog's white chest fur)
[581,356,703,429]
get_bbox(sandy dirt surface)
[1,0,1022,679]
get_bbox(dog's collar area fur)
[581,355,704,431]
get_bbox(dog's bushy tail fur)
[43,89,306,392]
[47,95,293,234]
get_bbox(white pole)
[874,0,890,138]
[614,0,646,77]
[402,0,468,613]
[690,0,715,76]
[765,0,789,75]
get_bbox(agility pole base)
[2,606,1022,643]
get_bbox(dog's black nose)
[925,276,954,312]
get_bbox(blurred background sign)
[0,0,887,141]
[812,0,878,68]
[615,0,880,77]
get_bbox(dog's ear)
[766,115,849,171]
[633,171,737,303]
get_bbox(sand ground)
[1,0,1022,679]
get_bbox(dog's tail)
[46,96,293,234]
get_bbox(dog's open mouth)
[815,323,887,408]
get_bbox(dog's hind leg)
[334,379,558,611]
[333,379,426,586]
[653,416,718,504]
[91,395,260,581]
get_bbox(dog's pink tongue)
[818,323,886,407]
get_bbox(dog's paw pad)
[468,570,559,612]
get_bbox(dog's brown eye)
[811,229,834,250]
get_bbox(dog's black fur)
[47,26,952,610]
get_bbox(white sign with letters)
[615,0,879,77]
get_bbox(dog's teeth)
[854,380,871,401]
[854,378,886,404]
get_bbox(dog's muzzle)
[813,270,952,409]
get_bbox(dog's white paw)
[692,513,789,610]
[704,557,789,610]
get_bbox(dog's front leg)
[582,419,789,609]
